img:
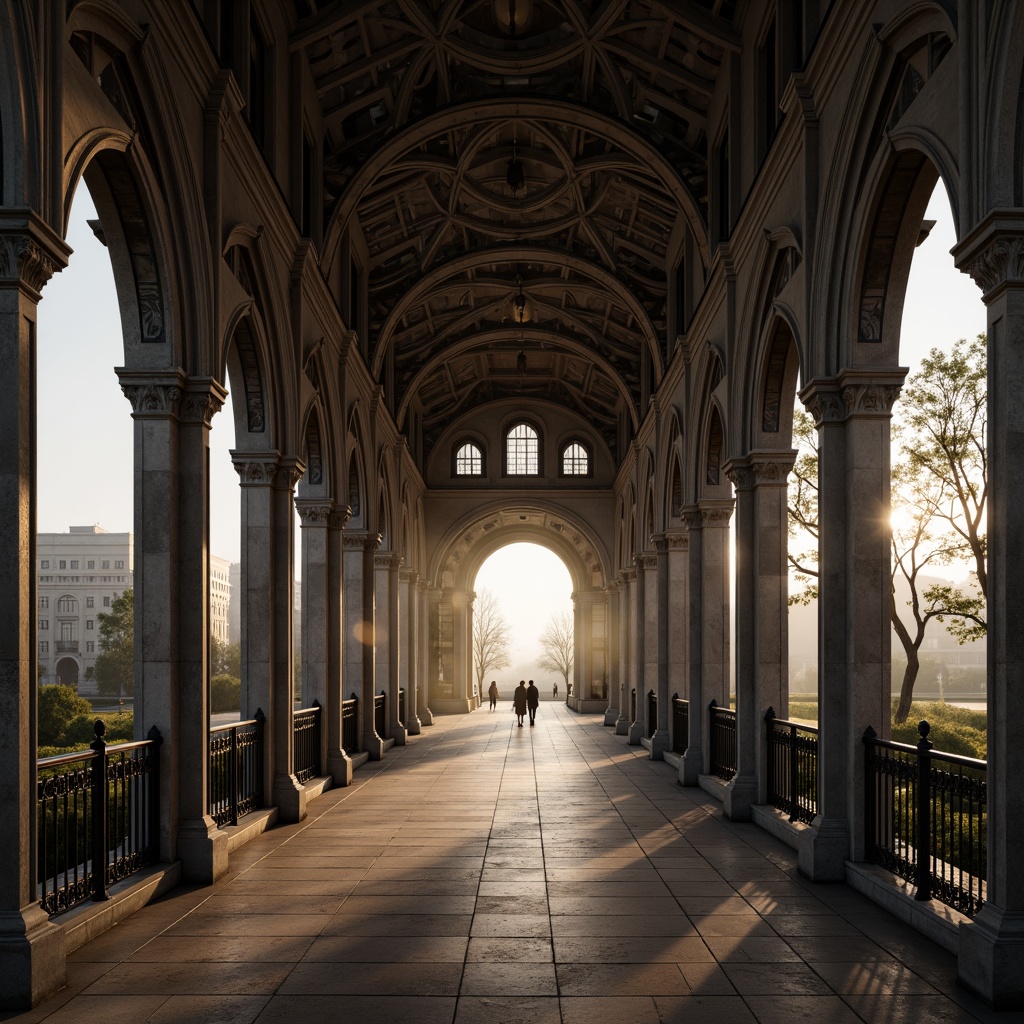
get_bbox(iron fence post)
[915,720,934,901]
[90,720,109,901]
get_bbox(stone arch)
[297,400,329,500]
[223,313,276,452]
[345,406,368,529]
[429,502,610,596]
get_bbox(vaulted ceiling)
[292,0,739,458]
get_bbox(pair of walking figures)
[513,679,539,727]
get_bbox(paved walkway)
[8,704,1018,1023]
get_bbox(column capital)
[679,504,702,531]
[179,377,228,426]
[399,568,418,585]
[698,498,734,527]
[800,371,905,425]
[374,552,403,572]
[0,210,72,299]
[275,456,306,490]
[294,499,333,525]
[951,211,1024,301]
[118,368,186,418]
[726,450,797,488]
[231,450,280,485]
[650,532,669,553]
[665,528,689,551]
[723,459,756,491]
[329,504,352,530]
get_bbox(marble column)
[604,584,620,726]
[641,536,670,758]
[614,570,633,735]
[359,534,384,758]
[0,215,70,1009]
[798,372,903,880]
[325,505,352,785]
[384,553,407,744]
[627,556,646,744]
[666,530,689,740]
[954,219,1024,1008]
[572,593,584,700]
[295,499,332,774]
[678,507,704,783]
[418,580,434,725]
[401,570,422,734]
[699,500,734,713]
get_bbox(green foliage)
[890,701,987,760]
[211,673,241,714]
[94,589,134,698]
[211,637,241,677]
[38,685,92,746]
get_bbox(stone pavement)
[6,704,1020,1024]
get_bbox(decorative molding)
[680,506,702,531]
[232,455,279,484]
[179,379,227,426]
[120,381,180,416]
[724,461,755,490]
[330,504,353,530]
[294,500,333,525]
[799,381,844,426]
[665,531,689,551]
[699,501,734,527]
[0,234,62,294]
[963,236,1024,297]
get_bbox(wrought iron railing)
[209,710,265,827]
[342,693,359,753]
[708,699,737,780]
[765,708,818,824]
[55,639,79,652]
[37,720,161,916]
[647,689,657,739]
[374,690,386,738]
[292,701,322,784]
[864,721,986,918]
[671,694,689,754]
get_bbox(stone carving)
[295,502,332,525]
[751,457,793,484]
[179,390,222,425]
[802,388,844,426]
[964,235,1024,297]
[700,504,733,526]
[680,507,702,531]
[842,381,901,415]
[725,463,755,489]
[121,382,180,415]
[0,234,61,293]
[234,329,266,432]
[232,457,278,484]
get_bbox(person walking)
[553,682,558,699]
[526,679,539,726]
[513,680,528,727]
[488,680,499,710]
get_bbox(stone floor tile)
[453,996,562,1024]
[550,915,696,937]
[255,995,457,1024]
[810,960,937,995]
[209,878,361,897]
[689,916,777,937]
[742,994,864,1024]
[721,963,833,996]
[556,963,690,996]
[303,934,468,962]
[767,916,861,938]
[545,880,671,898]
[351,879,480,896]
[467,937,553,962]
[125,934,314,963]
[83,961,294,996]
[785,935,896,962]
[460,961,558,996]
[11,995,170,1024]
[278,961,462,996]
[144,995,272,1024]
[476,896,549,915]
[558,996,661,1024]
[840,994,1002,1024]
[470,914,551,937]
[337,894,477,915]
[553,936,713,964]
[199,894,346,916]
[548,897,685,916]
[678,961,736,995]
[665,881,739,900]
[651,996,758,1023]
[702,935,801,963]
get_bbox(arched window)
[455,442,483,476]
[561,441,589,476]
[506,422,539,475]
[56,595,78,615]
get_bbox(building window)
[39,619,48,630]
[59,560,66,570]
[40,560,49,569]
[561,442,590,476]
[57,595,77,614]
[506,423,540,475]
[86,620,94,631]
[39,596,48,609]
[86,641,95,653]
[101,560,109,569]
[86,596,94,608]
[39,641,48,654]
[70,560,79,569]
[103,596,110,607]
[115,560,124,569]
[455,442,484,476]
[87,560,95,569]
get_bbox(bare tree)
[787,407,819,605]
[473,588,512,692]
[538,611,574,689]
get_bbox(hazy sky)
[35,180,985,653]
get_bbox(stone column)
[572,592,584,700]
[798,372,902,880]
[175,380,230,872]
[451,589,472,710]
[647,536,671,759]
[954,220,1024,1008]
[325,505,352,785]
[342,534,365,741]
[373,551,393,740]
[723,461,757,819]
[384,553,407,744]
[418,580,434,725]
[604,584,620,725]
[0,214,70,1009]
[271,457,305,821]
[699,500,734,712]
[679,508,704,784]
[666,530,689,739]
[359,534,384,758]
[401,569,422,734]
[295,499,332,771]
[627,556,646,744]
[614,570,633,735]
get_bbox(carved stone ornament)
[725,463,756,490]
[751,457,794,484]
[232,456,278,484]
[295,501,333,525]
[343,533,368,550]
[121,382,180,416]
[0,234,61,294]
[680,507,703,531]
[330,504,353,529]
[802,388,844,426]
[700,504,733,527]
[179,390,223,425]
[666,532,689,550]
[841,381,901,415]
[964,235,1024,297]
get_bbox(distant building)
[228,562,241,644]
[38,526,234,694]
[37,526,133,693]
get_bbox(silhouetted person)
[553,682,558,698]
[488,680,499,710]
[513,680,527,727]
[527,679,539,725]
